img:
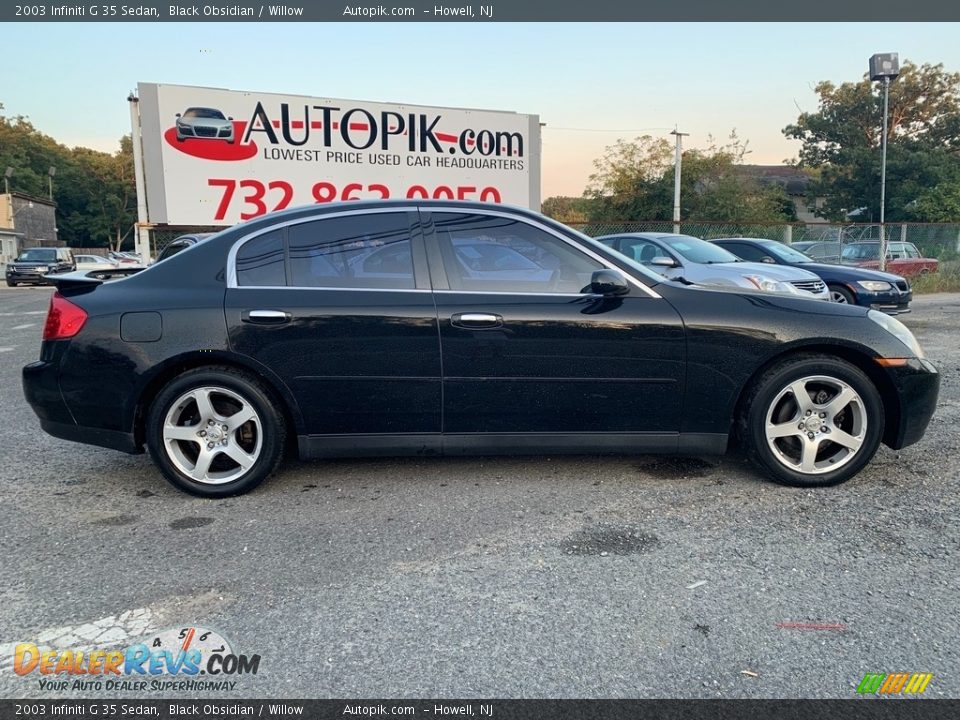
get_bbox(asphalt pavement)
[0,285,958,699]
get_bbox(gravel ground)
[0,286,957,699]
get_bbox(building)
[0,192,59,265]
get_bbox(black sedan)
[712,237,912,314]
[23,201,939,497]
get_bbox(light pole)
[48,166,56,200]
[3,166,12,195]
[670,128,689,234]
[869,53,899,271]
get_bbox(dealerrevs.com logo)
[165,101,526,163]
[13,626,260,692]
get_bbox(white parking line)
[0,347,15,353]
[11,323,35,330]
[0,608,155,673]
[0,311,46,317]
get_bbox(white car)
[175,107,235,143]
[75,255,118,272]
[598,233,831,300]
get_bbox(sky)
[3,22,960,198]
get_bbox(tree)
[784,61,960,222]
[0,106,136,247]
[541,196,592,223]
[583,132,796,224]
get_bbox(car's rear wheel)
[146,366,286,497]
[740,354,884,487]
[829,285,855,304]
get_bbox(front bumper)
[851,286,913,315]
[6,269,55,285]
[885,358,940,449]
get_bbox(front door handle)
[451,312,502,329]
[242,309,291,325]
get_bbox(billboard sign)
[134,83,541,226]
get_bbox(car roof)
[595,232,699,241]
[712,237,776,244]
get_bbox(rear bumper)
[23,358,140,454]
[38,419,139,454]
[886,358,940,449]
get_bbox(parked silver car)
[597,233,830,300]
[175,107,235,143]
[74,254,118,272]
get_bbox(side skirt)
[298,432,728,460]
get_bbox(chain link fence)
[569,221,960,261]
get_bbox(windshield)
[762,242,814,263]
[660,235,739,264]
[841,244,879,260]
[17,249,56,262]
[184,108,226,120]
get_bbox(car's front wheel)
[740,354,884,487]
[146,366,287,497]
[5,280,16,287]
[829,285,855,304]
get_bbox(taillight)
[43,292,88,340]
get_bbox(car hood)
[796,262,907,283]
[180,117,231,127]
[11,260,55,266]
[706,261,821,282]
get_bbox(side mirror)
[650,256,677,268]
[590,269,630,296]
[228,116,234,121]
[175,113,181,118]
[761,256,776,264]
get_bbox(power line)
[543,126,674,133]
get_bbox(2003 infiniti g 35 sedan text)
[23,201,940,497]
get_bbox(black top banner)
[3,0,960,22]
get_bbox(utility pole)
[869,53,899,271]
[670,128,689,234]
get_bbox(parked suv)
[6,247,75,286]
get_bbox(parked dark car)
[712,238,913,314]
[23,201,939,497]
[6,247,75,286]
[154,233,215,264]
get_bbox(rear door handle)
[242,309,291,325]
[451,312,502,329]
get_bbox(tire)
[5,280,16,287]
[146,366,287,497]
[738,354,884,488]
[829,285,855,304]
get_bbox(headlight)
[857,280,892,292]
[868,309,924,358]
[743,275,803,295]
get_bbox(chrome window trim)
[226,285,431,294]
[226,204,661,299]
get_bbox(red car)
[841,241,938,277]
